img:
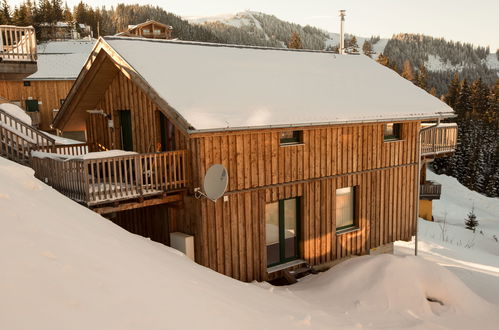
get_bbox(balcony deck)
[421,123,458,158]
[31,144,189,213]
[420,180,442,200]
[0,25,37,80]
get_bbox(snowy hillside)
[2,157,499,329]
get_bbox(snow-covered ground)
[396,169,499,307]
[1,157,498,329]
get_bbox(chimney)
[339,10,346,54]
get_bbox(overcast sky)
[9,0,499,49]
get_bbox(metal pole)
[339,10,346,54]
[415,117,441,256]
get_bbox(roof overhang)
[52,37,191,134]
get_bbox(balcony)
[0,25,37,80]
[420,181,442,200]
[421,123,458,158]
[31,144,189,213]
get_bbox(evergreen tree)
[0,0,11,24]
[345,35,358,53]
[455,79,473,118]
[362,40,373,57]
[444,73,461,109]
[415,64,428,91]
[50,0,63,22]
[288,31,302,49]
[470,78,490,116]
[464,207,479,231]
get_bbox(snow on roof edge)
[187,112,456,134]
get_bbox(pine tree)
[470,78,490,116]
[0,0,11,24]
[288,32,302,49]
[415,64,428,91]
[376,53,390,67]
[464,207,479,232]
[345,35,358,53]
[362,40,373,57]
[455,79,473,118]
[444,73,461,109]
[401,60,414,82]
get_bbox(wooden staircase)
[0,108,55,165]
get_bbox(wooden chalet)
[41,37,457,282]
[117,20,173,40]
[0,40,94,134]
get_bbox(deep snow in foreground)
[1,157,498,329]
[396,169,499,306]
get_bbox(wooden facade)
[48,38,457,283]
[180,124,419,281]
[120,21,173,40]
[0,80,73,131]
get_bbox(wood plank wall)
[190,123,419,190]
[193,166,417,282]
[86,71,188,153]
[189,122,420,281]
[0,80,74,131]
[109,204,178,245]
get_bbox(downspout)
[415,116,441,256]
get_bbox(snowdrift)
[1,157,497,329]
[0,103,32,125]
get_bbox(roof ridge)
[104,35,347,55]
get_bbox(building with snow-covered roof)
[0,39,94,132]
[46,36,458,282]
[117,20,173,40]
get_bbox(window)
[266,198,300,267]
[154,29,162,34]
[25,99,39,112]
[336,187,357,232]
[23,81,31,87]
[280,130,302,145]
[384,123,402,141]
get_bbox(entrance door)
[158,111,175,151]
[119,110,133,151]
[265,197,300,267]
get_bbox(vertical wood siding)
[190,123,419,281]
[86,71,188,153]
[192,165,416,282]
[0,80,74,131]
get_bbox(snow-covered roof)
[27,40,95,80]
[105,37,453,132]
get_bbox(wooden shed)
[0,40,94,133]
[117,20,173,40]
[46,37,458,282]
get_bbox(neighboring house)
[42,37,457,282]
[117,20,173,39]
[0,39,94,134]
[39,22,92,40]
[0,25,37,80]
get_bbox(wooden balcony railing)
[31,149,189,206]
[420,181,442,200]
[421,123,458,157]
[0,25,37,62]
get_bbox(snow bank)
[290,254,498,329]
[0,103,32,125]
[2,156,497,329]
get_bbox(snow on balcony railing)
[0,25,37,62]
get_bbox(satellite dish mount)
[194,164,228,202]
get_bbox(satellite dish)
[203,164,228,201]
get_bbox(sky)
[9,0,499,49]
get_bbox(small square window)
[384,123,402,141]
[280,130,302,145]
[336,186,357,232]
[23,81,31,87]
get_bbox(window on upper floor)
[279,130,303,145]
[384,123,402,141]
